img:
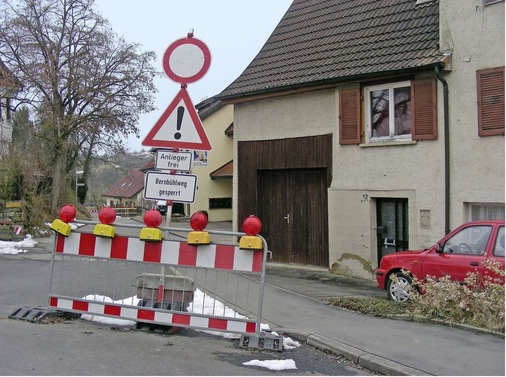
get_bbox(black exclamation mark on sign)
[174,106,184,140]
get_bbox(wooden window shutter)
[339,88,361,145]
[411,78,437,141]
[477,66,505,136]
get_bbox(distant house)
[218,0,505,278]
[101,169,146,209]
[0,60,20,155]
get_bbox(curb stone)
[383,314,505,338]
[278,328,431,376]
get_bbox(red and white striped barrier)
[55,233,263,273]
[49,297,257,333]
[48,215,269,338]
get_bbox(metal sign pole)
[157,200,173,302]
[47,232,58,306]
[142,33,213,306]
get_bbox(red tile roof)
[219,0,445,99]
[101,169,145,199]
[139,157,155,172]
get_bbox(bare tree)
[0,0,158,214]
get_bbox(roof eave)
[219,62,446,104]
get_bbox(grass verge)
[326,261,505,336]
[326,296,505,334]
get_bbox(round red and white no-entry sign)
[162,36,211,84]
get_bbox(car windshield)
[443,225,492,255]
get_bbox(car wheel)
[386,271,413,302]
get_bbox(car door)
[486,225,505,284]
[420,225,492,283]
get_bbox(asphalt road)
[4,216,503,376]
[0,238,374,376]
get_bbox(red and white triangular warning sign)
[142,87,212,150]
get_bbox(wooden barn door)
[258,168,328,267]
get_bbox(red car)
[376,220,505,302]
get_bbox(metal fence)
[48,222,269,336]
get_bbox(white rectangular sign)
[155,150,193,172]
[144,171,197,203]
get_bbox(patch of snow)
[0,234,36,255]
[243,359,297,371]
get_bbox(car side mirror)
[435,243,443,253]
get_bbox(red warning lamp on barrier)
[50,204,76,236]
[140,209,163,242]
[98,206,116,225]
[242,215,262,236]
[143,209,163,228]
[60,204,77,223]
[93,207,117,238]
[240,215,263,250]
[187,211,210,245]
[190,211,208,231]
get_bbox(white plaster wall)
[232,85,448,279]
[234,90,336,141]
[190,104,233,221]
[329,79,448,278]
[232,91,336,230]
[328,1,505,278]
[328,189,419,279]
[327,190,374,279]
[0,98,12,155]
[440,0,505,224]
[0,120,12,155]
[231,0,505,278]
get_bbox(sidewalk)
[32,219,505,376]
[200,221,505,376]
[259,264,504,376]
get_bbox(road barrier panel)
[47,208,283,350]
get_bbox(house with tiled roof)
[218,0,505,278]
[101,169,147,209]
[0,59,21,155]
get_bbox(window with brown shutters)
[411,78,437,141]
[477,66,505,137]
[339,88,361,144]
[340,79,438,144]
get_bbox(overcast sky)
[94,0,293,152]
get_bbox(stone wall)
[0,202,23,241]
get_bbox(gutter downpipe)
[434,65,451,235]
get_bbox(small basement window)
[209,198,232,209]
[469,203,505,221]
